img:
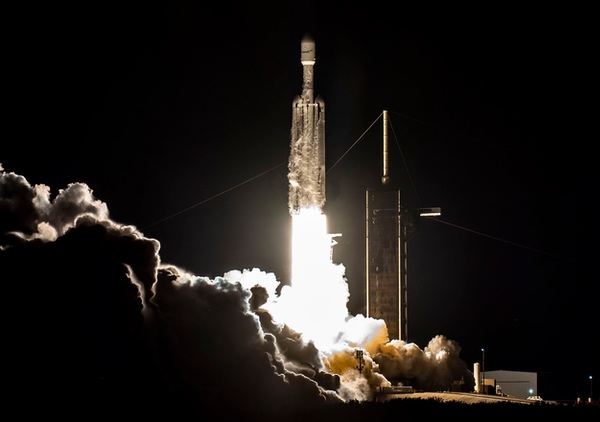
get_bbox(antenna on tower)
[356,349,364,374]
[382,110,390,186]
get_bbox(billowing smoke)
[0,164,474,417]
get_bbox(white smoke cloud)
[0,169,109,245]
[0,166,474,417]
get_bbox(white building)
[485,370,538,399]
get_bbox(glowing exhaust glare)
[264,206,350,350]
[291,207,330,284]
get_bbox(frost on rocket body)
[288,99,326,213]
[288,36,326,214]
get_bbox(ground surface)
[381,391,538,404]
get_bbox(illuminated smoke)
[0,165,475,415]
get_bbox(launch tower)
[366,111,405,340]
[365,111,440,342]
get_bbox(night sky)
[3,2,596,414]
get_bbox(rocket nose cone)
[301,34,315,63]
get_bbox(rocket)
[288,34,326,214]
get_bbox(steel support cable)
[146,111,385,230]
[327,112,383,174]
[387,115,422,208]
[142,162,286,230]
[427,217,578,263]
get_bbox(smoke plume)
[0,164,474,417]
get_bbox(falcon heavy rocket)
[288,34,326,215]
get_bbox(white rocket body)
[288,35,326,214]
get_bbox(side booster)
[288,34,326,214]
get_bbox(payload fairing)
[288,35,326,214]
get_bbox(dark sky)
[2,2,596,413]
